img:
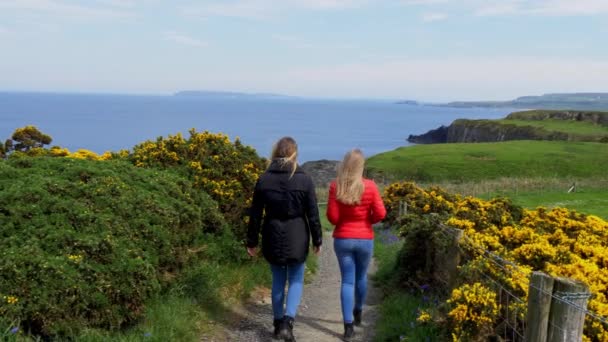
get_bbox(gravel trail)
[201,236,381,342]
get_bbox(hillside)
[440,93,608,110]
[408,109,608,144]
[366,140,608,182]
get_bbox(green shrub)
[0,157,225,337]
[128,129,266,239]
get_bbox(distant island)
[395,100,419,105]
[174,90,296,99]
[437,93,608,111]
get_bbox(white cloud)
[475,0,608,16]
[421,12,448,22]
[474,3,518,16]
[399,0,608,16]
[271,33,356,50]
[163,31,208,47]
[279,57,608,100]
[92,0,137,8]
[0,0,133,18]
[180,0,368,20]
[530,0,608,15]
[295,0,368,9]
[400,0,449,5]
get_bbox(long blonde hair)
[336,149,365,205]
[269,136,298,178]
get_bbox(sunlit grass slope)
[367,141,607,183]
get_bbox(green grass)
[498,119,608,138]
[367,141,608,183]
[318,203,333,232]
[414,177,608,219]
[479,188,608,219]
[374,292,442,342]
[373,227,444,342]
[75,296,207,342]
[3,259,272,342]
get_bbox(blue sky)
[1,0,607,101]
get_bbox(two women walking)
[246,137,386,342]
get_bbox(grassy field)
[480,188,608,219]
[411,177,608,219]
[367,141,608,218]
[498,119,608,139]
[367,141,608,183]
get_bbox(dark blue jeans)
[334,238,374,324]
[270,262,305,319]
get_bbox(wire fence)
[435,223,608,341]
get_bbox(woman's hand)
[247,247,258,257]
[313,245,322,256]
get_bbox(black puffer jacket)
[247,161,322,265]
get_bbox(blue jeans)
[270,262,305,319]
[334,238,374,324]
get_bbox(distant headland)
[174,90,297,99]
[434,93,608,111]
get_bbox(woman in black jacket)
[247,137,323,342]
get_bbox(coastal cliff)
[445,119,568,143]
[408,110,608,144]
[407,125,448,143]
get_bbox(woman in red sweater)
[327,149,386,341]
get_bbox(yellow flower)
[3,295,18,305]
[68,254,84,263]
[417,310,432,323]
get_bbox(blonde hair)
[336,149,365,205]
[269,136,298,178]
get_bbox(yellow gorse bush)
[129,129,265,234]
[384,181,608,341]
[48,146,126,160]
[447,282,498,341]
[6,126,264,238]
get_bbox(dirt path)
[201,236,381,342]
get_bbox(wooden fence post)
[525,272,555,342]
[433,227,462,288]
[547,277,590,342]
[398,201,407,217]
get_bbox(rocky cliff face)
[407,109,608,144]
[446,120,569,143]
[301,160,339,187]
[407,125,448,144]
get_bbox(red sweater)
[327,178,387,239]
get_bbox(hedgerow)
[0,157,227,337]
[384,181,608,341]
[128,129,265,239]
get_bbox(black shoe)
[273,319,282,339]
[353,309,362,326]
[343,323,355,341]
[279,316,296,342]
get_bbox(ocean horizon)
[0,92,515,162]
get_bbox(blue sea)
[0,92,514,162]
